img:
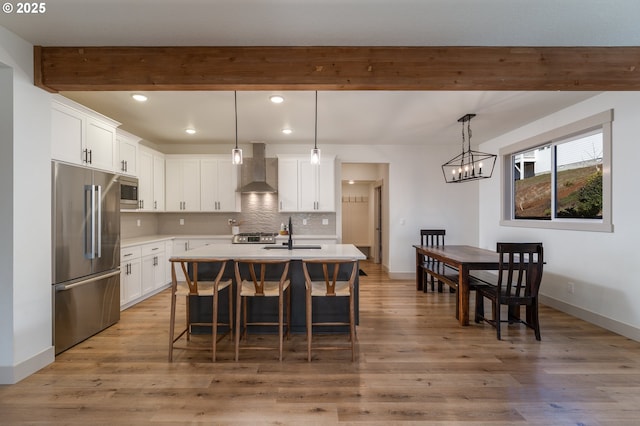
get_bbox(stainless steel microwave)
[120,175,138,209]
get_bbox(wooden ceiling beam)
[34,46,640,92]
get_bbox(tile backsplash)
[121,193,336,239]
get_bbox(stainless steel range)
[232,232,278,244]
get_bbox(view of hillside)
[514,165,603,219]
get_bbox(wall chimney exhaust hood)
[238,143,278,193]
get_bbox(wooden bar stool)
[234,259,291,361]
[168,258,233,362]
[302,259,358,362]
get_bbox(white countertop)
[121,234,339,248]
[169,243,365,260]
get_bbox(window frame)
[500,110,613,232]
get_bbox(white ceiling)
[2,0,637,148]
[60,90,599,147]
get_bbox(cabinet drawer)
[121,246,141,261]
[141,242,165,257]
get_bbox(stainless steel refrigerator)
[52,161,121,354]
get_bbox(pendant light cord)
[314,91,318,149]
[234,91,238,149]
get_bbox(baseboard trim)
[540,294,640,342]
[0,346,55,384]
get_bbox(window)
[501,110,612,232]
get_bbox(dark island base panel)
[188,260,359,334]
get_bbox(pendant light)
[310,91,321,165]
[231,91,243,165]
[441,114,496,183]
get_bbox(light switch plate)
[303,219,308,225]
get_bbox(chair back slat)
[235,259,290,296]
[302,259,358,297]
[170,257,229,293]
[496,242,544,301]
[420,229,446,247]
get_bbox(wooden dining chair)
[302,259,359,362]
[168,258,233,362]
[419,229,452,292]
[474,242,544,340]
[234,259,291,361]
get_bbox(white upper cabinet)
[201,157,240,212]
[85,117,116,172]
[115,129,140,176]
[137,148,154,211]
[51,96,119,172]
[138,146,165,211]
[153,154,165,211]
[165,157,201,212]
[166,156,239,213]
[51,101,84,166]
[277,155,336,212]
[277,157,299,212]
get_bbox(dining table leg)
[458,266,470,326]
[416,250,423,291]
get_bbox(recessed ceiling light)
[270,95,284,104]
[348,180,355,185]
[131,93,147,102]
[185,128,196,135]
[282,128,293,135]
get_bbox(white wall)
[0,59,13,368]
[0,26,54,384]
[478,92,640,339]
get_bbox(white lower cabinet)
[164,240,173,285]
[170,237,228,282]
[121,240,170,309]
[121,237,231,309]
[141,242,166,293]
[120,246,142,307]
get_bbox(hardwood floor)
[2,261,640,424]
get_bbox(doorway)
[341,163,388,265]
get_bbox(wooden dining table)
[414,244,500,326]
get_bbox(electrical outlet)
[179,218,185,226]
[322,218,329,225]
[136,219,141,227]
[567,282,575,294]
[303,219,308,225]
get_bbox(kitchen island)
[171,243,366,333]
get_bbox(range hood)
[238,143,278,193]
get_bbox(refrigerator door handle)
[84,184,96,259]
[96,184,102,258]
[54,269,121,292]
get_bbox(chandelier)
[441,113,496,183]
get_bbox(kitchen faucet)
[287,216,293,250]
